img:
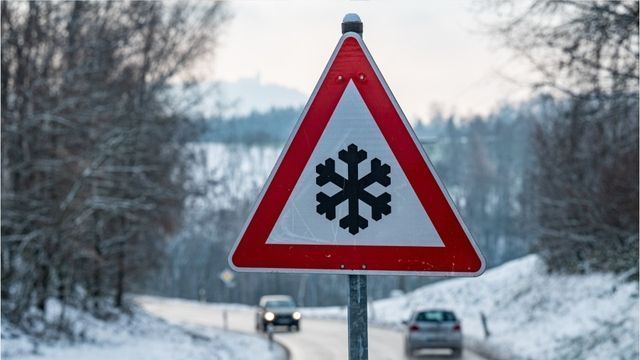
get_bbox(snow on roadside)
[136,295,255,313]
[304,255,639,360]
[2,299,283,360]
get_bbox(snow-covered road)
[137,296,486,360]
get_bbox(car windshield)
[415,311,456,322]
[265,300,295,308]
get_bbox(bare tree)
[487,0,639,273]
[1,1,228,333]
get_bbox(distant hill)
[175,76,308,119]
[202,106,303,144]
[219,77,307,116]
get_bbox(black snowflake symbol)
[315,143,391,235]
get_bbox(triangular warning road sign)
[228,33,485,276]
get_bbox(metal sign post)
[342,14,369,360]
[348,274,368,360]
[219,268,235,331]
[342,15,368,360]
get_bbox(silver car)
[403,309,463,358]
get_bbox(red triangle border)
[229,34,485,276]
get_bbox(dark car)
[403,309,463,358]
[256,295,301,332]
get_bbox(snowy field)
[305,255,639,360]
[3,257,636,360]
[194,143,279,206]
[1,299,284,360]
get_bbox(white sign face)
[266,81,444,247]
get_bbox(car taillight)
[453,323,461,332]
[409,324,420,332]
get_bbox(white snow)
[304,255,639,360]
[2,299,284,360]
[4,256,636,360]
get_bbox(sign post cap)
[342,13,363,36]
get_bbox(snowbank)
[2,299,283,360]
[305,255,639,360]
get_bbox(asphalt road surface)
[138,296,486,360]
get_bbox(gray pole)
[348,274,368,360]
[343,13,368,360]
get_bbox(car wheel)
[403,342,412,358]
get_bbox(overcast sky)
[195,1,532,121]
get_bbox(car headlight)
[292,311,302,320]
[264,312,275,321]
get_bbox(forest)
[2,0,637,339]
[1,1,227,330]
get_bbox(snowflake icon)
[315,144,391,235]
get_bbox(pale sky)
[196,1,532,121]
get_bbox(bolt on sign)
[228,29,485,276]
